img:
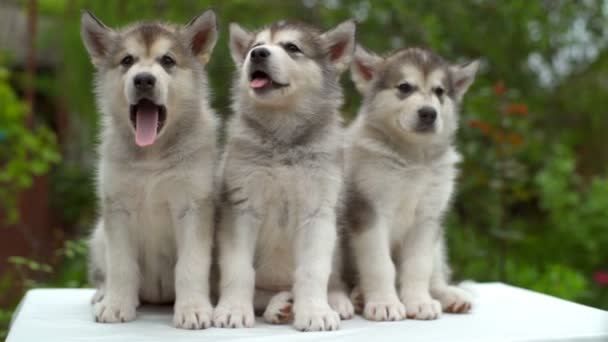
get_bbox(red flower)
[469,120,493,135]
[494,82,506,96]
[594,271,608,286]
[505,103,529,116]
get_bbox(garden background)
[1,0,607,339]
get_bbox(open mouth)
[129,99,167,147]
[249,70,289,91]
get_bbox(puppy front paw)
[293,302,340,331]
[263,291,293,324]
[433,285,473,313]
[173,303,213,329]
[328,290,355,320]
[213,300,255,328]
[93,297,137,323]
[401,293,441,320]
[362,297,406,321]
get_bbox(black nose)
[250,47,270,62]
[134,73,156,92]
[418,106,437,125]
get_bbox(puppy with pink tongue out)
[133,99,165,147]
[82,9,220,329]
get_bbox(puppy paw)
[93,297,137,323]
[350,286,364,314]
[263,291,293,324]
[213,301,255,328]
[293,302,340,331]
[173,303,213,329]
[362,297,406,321]
[328,290,355,320]
[433,286,473,313]
[401,293,441,320]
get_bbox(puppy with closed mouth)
[213,20,356,331]
[82,10,219,329]
[344,45,478,321]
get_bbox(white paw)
[213,301,255,328]
[93,297,137,323]
[328,290,354,320]
[363,298,407,321]
[173,303,213,329]
[293,302,340,331]
[402,294,442,320]
[263,291,293,324]
[433,286,473,313]
[350,286,364,314]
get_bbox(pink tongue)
[135,105,159,147]
[250,77,269,89]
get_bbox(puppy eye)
[284,43,301,54]
[397,82,414,93]
[434,87,445,97]
[161,55,176,68]
[120,55,134,67]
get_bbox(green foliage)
[52,239,89,288]
[50,162,96,226]
[0,64,61,224]
[7,239,88,290]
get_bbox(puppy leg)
[398,220,442,320]
[93,204,139,323]
[430,239,473,313]
[352,218,406,321]
[171,198,214,329]
[213,208,257,328]
[292,210,341,331]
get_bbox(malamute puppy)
[81,10,219,329]
[213,20,356,331]
[344,45,478,321]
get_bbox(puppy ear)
[229,23,254,66]
[450,60,479,100]
[321,20,356,73]
[350,44,383,94]
[80,10,116,67]
[183,9,218,65]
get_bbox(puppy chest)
[235,165,329,229]
[386,173,432,231]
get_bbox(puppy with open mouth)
[82,10,219,329]
[214,20,357,331]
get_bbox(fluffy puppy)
[344,45,478,321]
[214,20,356,331]
[82,10,219,329]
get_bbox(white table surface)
[6,283,608,342]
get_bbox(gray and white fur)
[82,9,219,329]
[213,20,356,331]
[344,45,478,321]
